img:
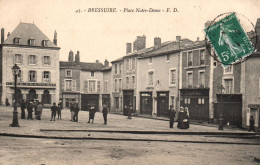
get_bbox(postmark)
[205,12,255,67]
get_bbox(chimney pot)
[136,35,146,51]
[196,37,200,41]
[1,28,4,44]
[75,51,80,63]
[126,43,132,54]
[68,50,74,61]
[154,37,161,48]
[176,36,181,41]
[53,30,57,46]
[104,59,109,67]
[7,32,10,37]
[96,60,99,63]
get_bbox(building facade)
[101,61,112,110]
[60,51,105,111]
[0,23,60,107]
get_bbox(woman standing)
[88,105,96,123]
[36,102,43,120]
[57,103,62,120]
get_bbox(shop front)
[81,94,99,111]
[140,92,153,115]
[247,104,260,129]
[180,89,209,121]
[123,90,134,115]
[157,91,169,117]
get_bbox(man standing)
[20,99,26,119]
[249,115,255,132]
[27,102,34,120]
[73,103,80,122]
[70,103,74,121]
[57,103,62,120]
[102,104,108,125]
[127,104,132,119]
[50,102,58,121]
[168,105,176,128]
[36,102,43,120]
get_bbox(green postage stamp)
[205,13,254,67]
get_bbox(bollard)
[218,114,224,130]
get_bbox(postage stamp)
[204,12,254,67]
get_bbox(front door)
[140,92,153,115]
[81,94,99,111]
[157,92,169,116]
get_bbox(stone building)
[60,51,105,111]
[101,60,112,109]
[0,23,60,106]
[137,36,192,116]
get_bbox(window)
[119,64,122,74]
[170,69,176,86]
[119,79,122,92]
[115,64,117,74]
[224,79,233,94]
[200,50,205,65]
[132,58,135,70]
[29,55,36,64]
[29,71,37,82]
[14,54,22,64]
[126,59,130,70]
[43,56,51,65]
[28,39,35,46]
[166,55,170,61]
[126,77,129,88]
[17,70,22,82]
[42,40,49,47]
[115,79,118,92]
[198,98,205,104]
[66,70,72,77]
[224,65,233,74]
[199,71,205,87]
[132,76,135,88]
[89,80,96,92]
[187,72,193,88]
[91,71,95,77]
[43,71,50,82]
[184,98,190,104]
[65,80,72,91]
[148,71,153,86]
[149,57,152,64]
[188,51,193,66]
[14,38,21,44]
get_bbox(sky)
[0,0,259,64]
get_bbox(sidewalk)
[0,105,258,144]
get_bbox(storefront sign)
[6,82,56,87]
[141,93,151,97]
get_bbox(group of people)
[69,103,80,122]
[169,106,190,129]
[20,99,43,120]
[50,102,62,121]
[124,104,133,119]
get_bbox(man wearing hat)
[50,102,58,121]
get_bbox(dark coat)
[102,107,108,114]
[51,105,58,112]
[169,110,176,122]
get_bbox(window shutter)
[49,57,51,65]
[97,80,101,93]
[42,56,44,65]
[72,80,76,91]
[42,71,44,82]
[62,80,65,90]
[28,55,30,65]
[35,55,37,64]
[49,72,51,82]
[20,71,23,82]
[21,55,23,64]
[28,71,30,82]
[13,54,15,64]
[35,71,37,82]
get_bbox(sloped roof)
[60,61,105,71]
[3,22,57,48]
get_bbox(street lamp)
[10,64,20,127]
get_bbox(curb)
[39,129,257,136]
[0,133,259,145]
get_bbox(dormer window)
[28,39,35,46]
[14,37,21,44]
[42,40,49,47]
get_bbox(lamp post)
[10,64,20,127]
[218,85,225,130]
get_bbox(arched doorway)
[28,89,37,101]
[42,90,51,105]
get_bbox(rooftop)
[60,61,105,71]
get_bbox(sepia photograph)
[0,0,259,164]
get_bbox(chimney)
[104,59,109,67]
[196,37,200,41]
[133,40,137,52]
[176,36,181,41]
[126,43,132,54]
[68,50,74,61]
[96,60,99,63]
[205,20,212,29]
[75,51,80,63]
[7,32,10,37]
[1,28,4,44]
[53,30,57,46]
[154,37,161,48]
[136,35,146,51]
[255,18,260,51]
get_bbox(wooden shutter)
[28,55,30,65]
[49,56,51,65]
[35,55,37,64]
[84,80,88,93]
[35,71,37,82]
[42,71,44,82]
[20,71,23,82]
[72,80,76,91]
[49,72,51,82]
[28,71,30,82]
[42,56,44,65]
[21,54,23,64]
[97,80,101,93]
[62,80,65,90]
[13,54,15,64]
